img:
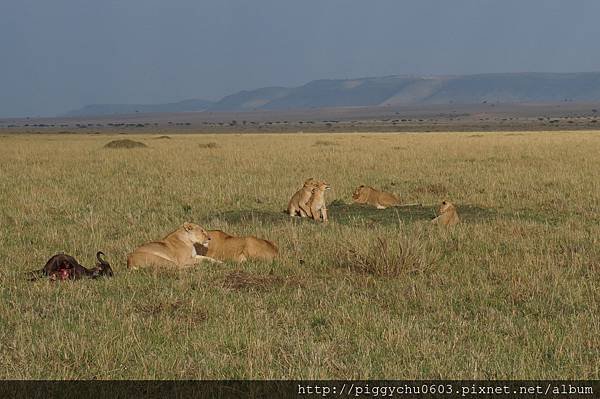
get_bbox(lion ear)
[183,222,193,231]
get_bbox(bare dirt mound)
[104,139,147,149]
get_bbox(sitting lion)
[308,181,331,222]
[352,185,400,209]
[431,201,460,226]
[288,178,318,217]
[196,230,278,262]
[127,222,220,269]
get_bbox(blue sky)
[1,0,599,117]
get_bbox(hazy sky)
[1,0,600,117]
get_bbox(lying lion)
[431,201,460,226]
[127,222,220,269]
[196,230,278,262]
[352,185,401,209]
[308,180,331,222]
[288,178,318,217]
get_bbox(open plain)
[0,131,598,379]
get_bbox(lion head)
[352,185,370,203]
[303,178,319,188]
[182,222,211,247]
[438,201,456,215]
[315,181,331,192]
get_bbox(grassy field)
[0,131,598,379]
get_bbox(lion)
[352,185,401,209]
[308,181,331,222]
[431,201,460,226]
[288,178,318,217]
[127,222,221,269]
[196,230,278,262]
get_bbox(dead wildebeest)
[29,251,113,281]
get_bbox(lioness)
[196,230,278,262]
[308,181,331,222]
[127,222,220,269]
[352,185,400,209]
[431,201,460,226]
[288,178,318,217]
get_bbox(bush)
[198,142,218,149]
[336,235,434,277]
[103,139,147,149]
[313,140,338,146]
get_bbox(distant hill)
[65,99,214,117]
[64,72,600,116]
[207,72,600,111]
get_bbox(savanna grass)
[0,131,598,379]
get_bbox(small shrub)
[313,140,338,146]
[336,236,434,277]
[103,139,147,149]
[198,142,218,149]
